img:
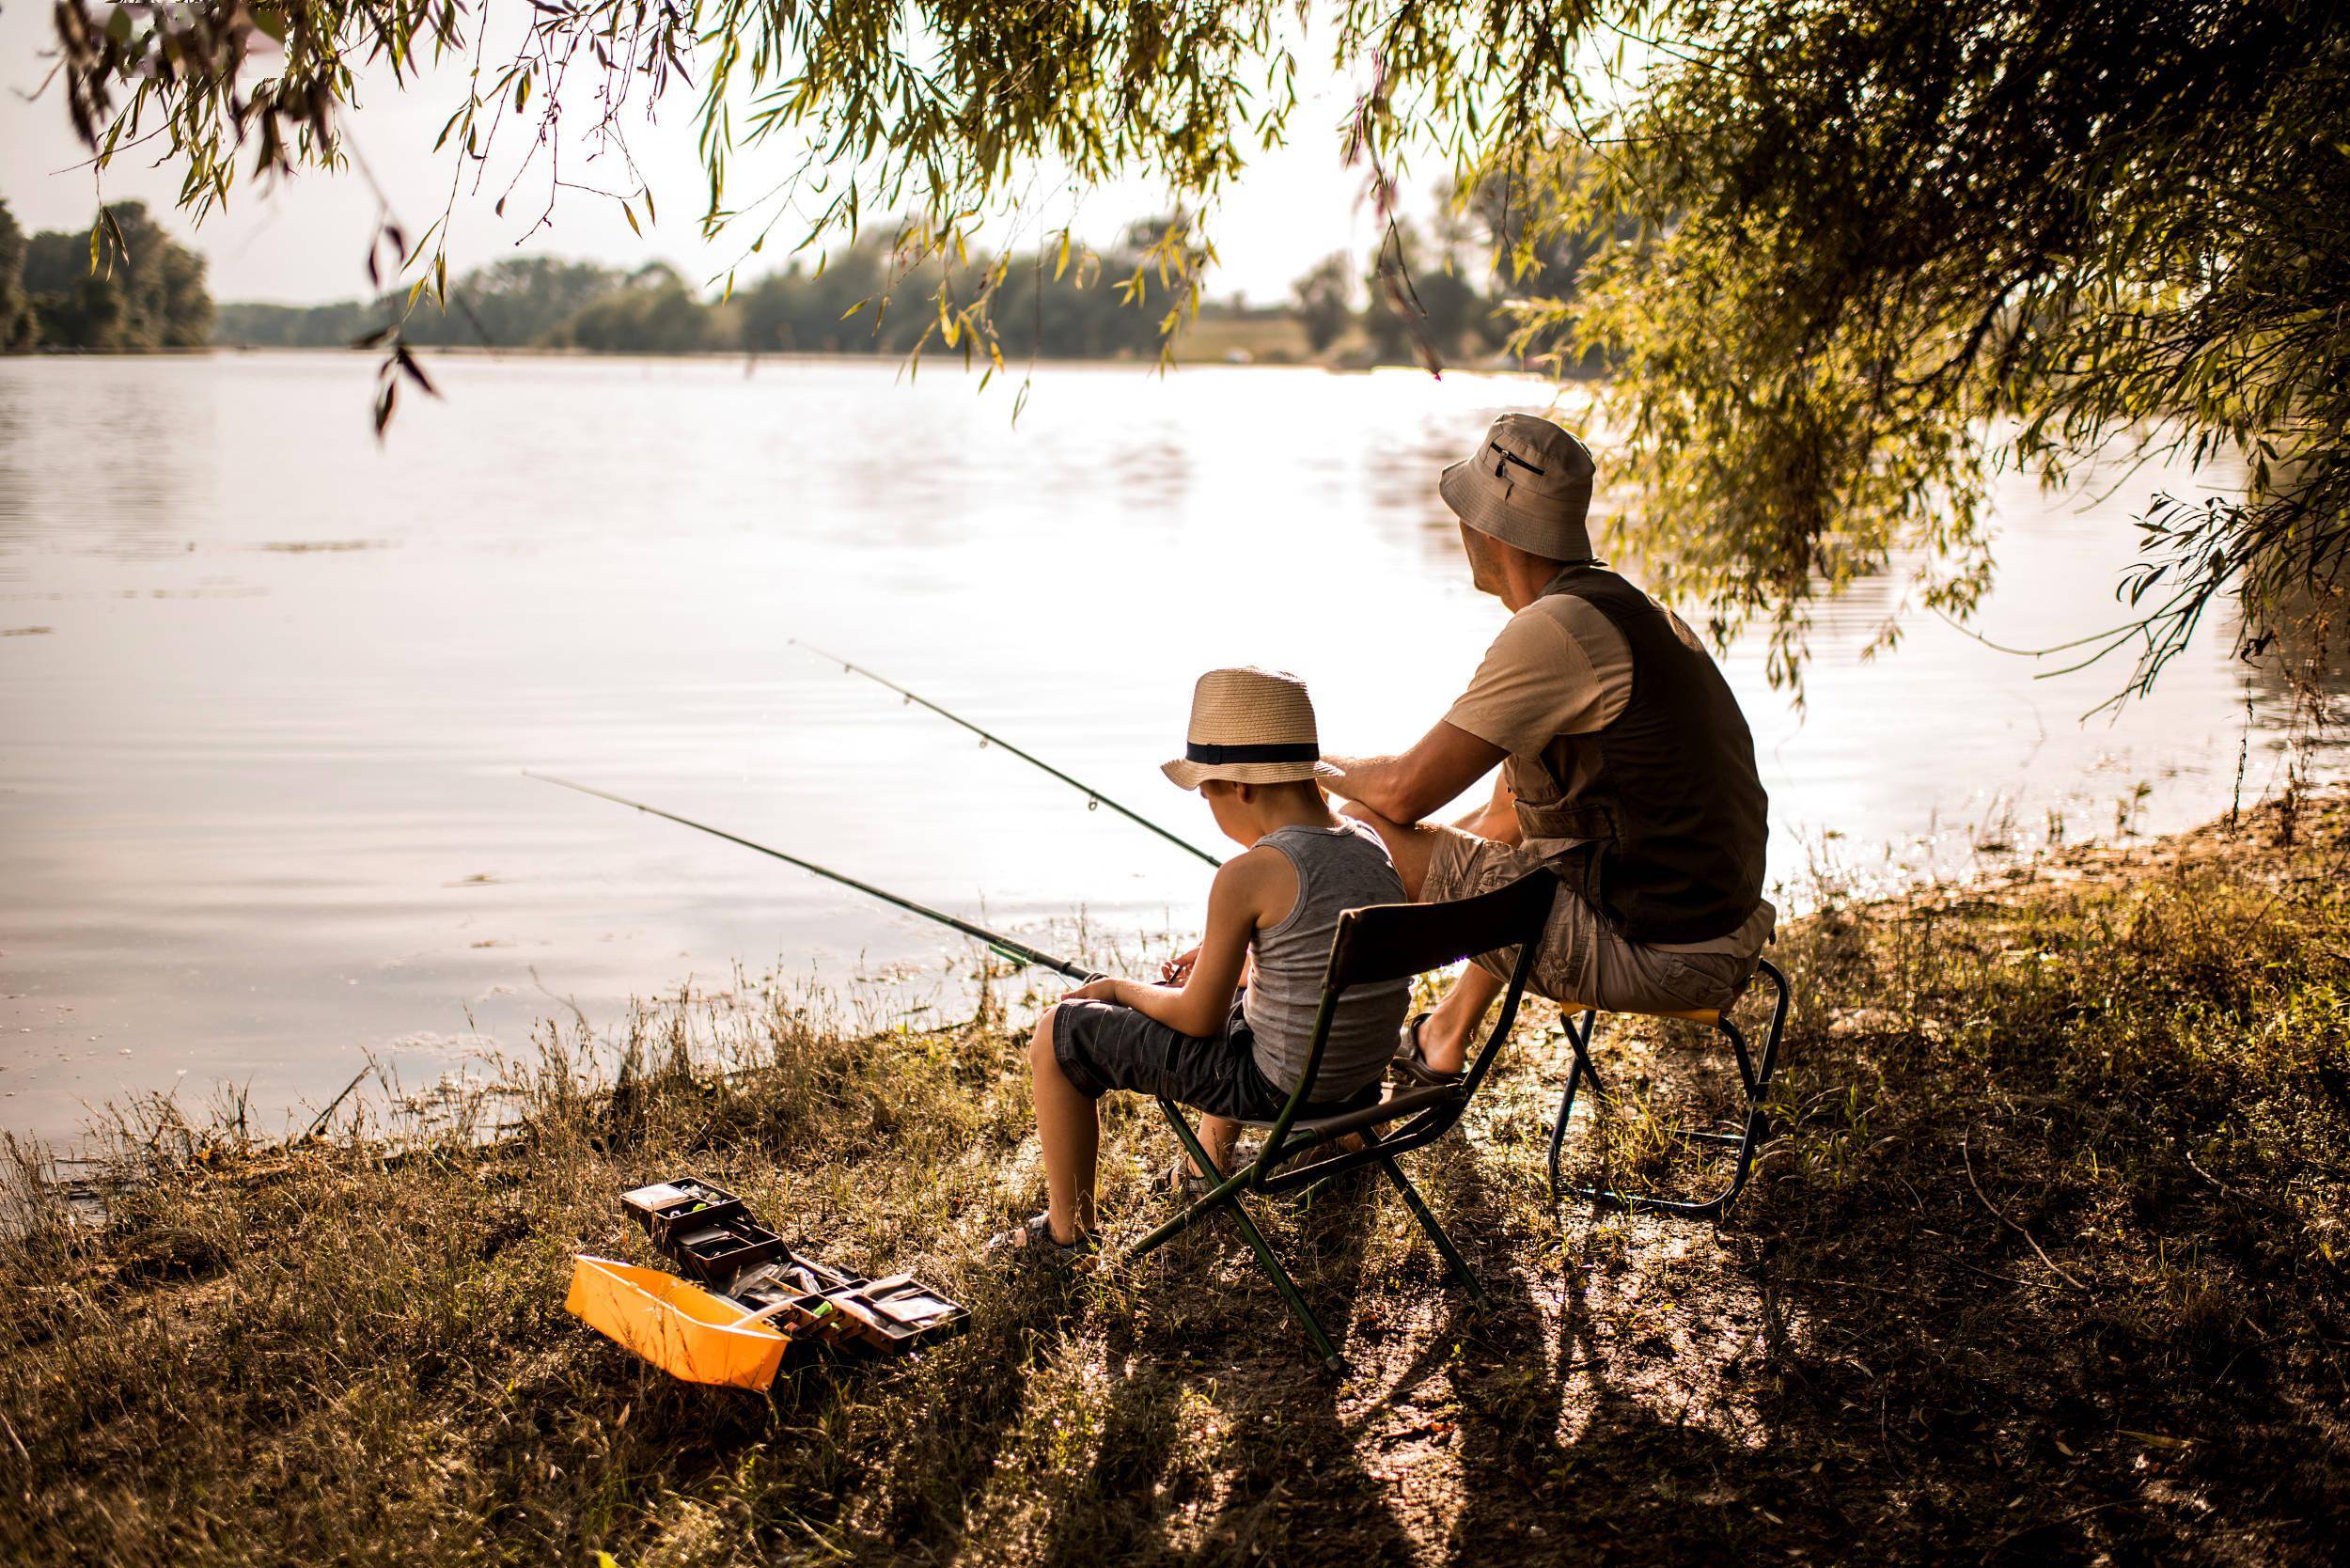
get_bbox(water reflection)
[0,360,223,559]
[2235,589,2350,729]
[0,352,2335,1143]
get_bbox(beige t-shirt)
[1445,593,1659,752]
[1443,593,1769,958]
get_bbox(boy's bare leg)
[1028,1007,1098,1243]
[1189,1114,1241,1180]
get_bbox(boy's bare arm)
[1065,849,1288,1038]
[1164,949,1252,987]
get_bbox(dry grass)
[4,800,2347,1565]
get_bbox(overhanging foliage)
[46,0,2350,699]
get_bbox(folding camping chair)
[1124,870,1559,1372]
[1544,957,1791,1219]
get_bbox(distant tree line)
[0,192,1579,369]
[218,212,1582,367]
[1292,185,1619,377]
[217,224,1229,360]
[0,199,213,351]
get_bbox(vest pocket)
[1513,798,1617,842]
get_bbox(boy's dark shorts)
[1051,993,1383,1123]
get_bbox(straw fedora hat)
[1438,412,1598,563]
[1161,666,1342,791]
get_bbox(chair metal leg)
[1378,1154,1486,1304]
[1126,1162,1252,1259]
[1129,1098,1344,1372]
[1129,1099,1255,1260]
[1547,961,1790,1221]
[1220,1188,1345,1372]
[1547,1010,1601,1201]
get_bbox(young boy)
[996,666,1411,1259]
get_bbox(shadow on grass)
[1030,1168,1425,1563]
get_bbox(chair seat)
[1560,1000,1722,1027]
[1240,1081,1461,1144]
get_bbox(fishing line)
[789,638,1224,867]
[525,771,1092,980]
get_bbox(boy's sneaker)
[989,1212,1098,1267]
[1390,1012,1465,1088]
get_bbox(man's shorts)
[1422,827,1776,1014]
[1051,993,1384,1123]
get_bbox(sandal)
[1390,1012,1465,1088]
[989,1212,1097,1266]
[1162,1157,1222,1203]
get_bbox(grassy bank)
[5,800,2346,1565]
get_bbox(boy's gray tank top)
[1244,819,1412,1101]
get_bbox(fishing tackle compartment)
[622,1178,792,1284]
[604,1175,970,1372]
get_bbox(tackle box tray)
[781,1274,969,1353]
[621,1178,751,1249]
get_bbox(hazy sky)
[2,5,1431,306]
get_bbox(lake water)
[0,353,2332,1142]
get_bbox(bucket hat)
[1438,413,1597,562]
[1161,666,1341,791]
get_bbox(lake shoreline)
[3,353,2317,1140]
[9,335,1564,373]
[6,791,2343,1562]
[200,340,1553,372]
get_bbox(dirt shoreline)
[4,797,2345,1565]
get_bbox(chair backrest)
[1251,871,1559,1170]
[1323,870,1560,993]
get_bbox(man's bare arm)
[1324,721,1507,826]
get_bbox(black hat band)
[1184,741,1320,764]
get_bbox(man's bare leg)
[1340,800,1443,898]
[1418,964,1501,1073]
[1344,798,1530,1074]
[1340,801,1505,1073]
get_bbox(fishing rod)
[525,771,1091,981]
[789,637,1224,868]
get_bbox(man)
[1324,413,1774,1080]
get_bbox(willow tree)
[48,0,2350,698]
